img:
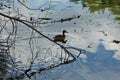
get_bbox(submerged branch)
[9,59,75,80]
[0,12,83,79]
[0,12,76,60]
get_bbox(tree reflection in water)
[0,53,11,79]
[70,0,120,21]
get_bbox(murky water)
[1,0,120,80]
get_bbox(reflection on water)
[37,0,120,80]
[85,41,120,72]
[82,0,120,21]
[0,0,120,80]
[70,0,81,4]
[42,40,120,80]
[0,53,11,79]
[70,0,120,21]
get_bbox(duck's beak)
[66,31,68,33]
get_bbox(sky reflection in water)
[2,0,119,80]
[32,0,120,80]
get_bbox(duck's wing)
[54,35,63,39]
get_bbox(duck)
[53,30,68,43]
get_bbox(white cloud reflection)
[4,0,120,80]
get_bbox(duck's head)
[63,30,68,34]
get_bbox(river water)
[1,0,120,80]
[25,0,120,80]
